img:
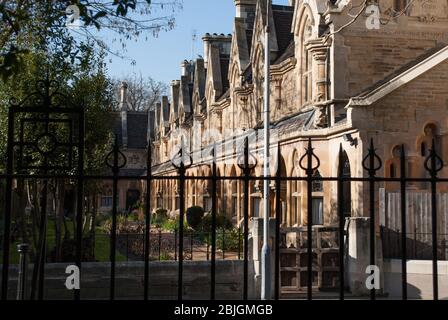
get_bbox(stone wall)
[1,260,252,300]
[383,259,448,299]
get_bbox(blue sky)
[104,0,290,85]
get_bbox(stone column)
[249,217,276,299]
[307,39,331,128]
[347,217,385,296]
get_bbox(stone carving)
[409,0,448,20]
[313,106,327,128]
[419,13,437,23]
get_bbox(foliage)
[203,228,242,252]
[0,0,182,80]
[100,214,144,234]
[49,236,95,262]
[159,251,172,261]
[216,228,242,251]
[113,73,168,111]
[186,206,205,230]
[201,214,233,232]
[159,216,189,233]
[152,208,168,227]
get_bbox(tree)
[0,0,182,80]
[113,73,168,111]
[0,45,116,262]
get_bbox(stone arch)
[416,122,442,157]
[275,154,288,225]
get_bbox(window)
[303,49,312,103]
[156,193,163,208]
[340,151,352,217]
[312,197,324,225]
[312,170,323,192]
[390,163,396,178]
[232,197,238,218]
[421,142,427,157]
[204,197,212,212]
[101,195,113,208]
[290,181,300,226]
[175,195,180,210]
[232,180,238,218]
[301,19,313,104]
[126,189,140,210]
[252,198,261,217]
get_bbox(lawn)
[1,218,125,264]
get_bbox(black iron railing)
[1,80,447,301]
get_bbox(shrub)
[201,213,233,231]
[186,206,205,230]
[95,213,110,227]
[204,228,242,251]
[161,217,190,233]
[152,208,168,227]
[154,208,168,219]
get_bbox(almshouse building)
[151,0,448,223]
[147,0,448,296]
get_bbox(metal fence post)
[174,228,178,261]
[144,141,152,300]
[237,137,256,300]
[16,244,29,300]
[337,144,345,300]
[299,138,320,300]
[105,135,126,300]
[362,138,382,300]
[274,142,282,300]
[424,139,443,300]
[211,143,217,299]
[399,145,408,300]
[158,230,162,261]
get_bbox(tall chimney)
[234,0,257,28]
[120,82,128,148]
[181,60,190,77]
[170,80,180,120]
[202,33,211,68]
[120,81,128,111]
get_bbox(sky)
[104,0,290,85]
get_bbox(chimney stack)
[234,0,257,28]
[120,81,128,148]
[170,80,180,121]
[202,33,232,68]
[120,81,128,111]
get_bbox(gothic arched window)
[312,170,323,192]
[302,19,313,104]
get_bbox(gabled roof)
[274,40,295,64]
[347,44,448,107]
[180,75,192,115]
[272,5,294,55]
[220,54,230,93]
[113,112,149,149]
[161,96,170,126]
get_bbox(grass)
[1,218,126,264]
[93,227,126,262]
